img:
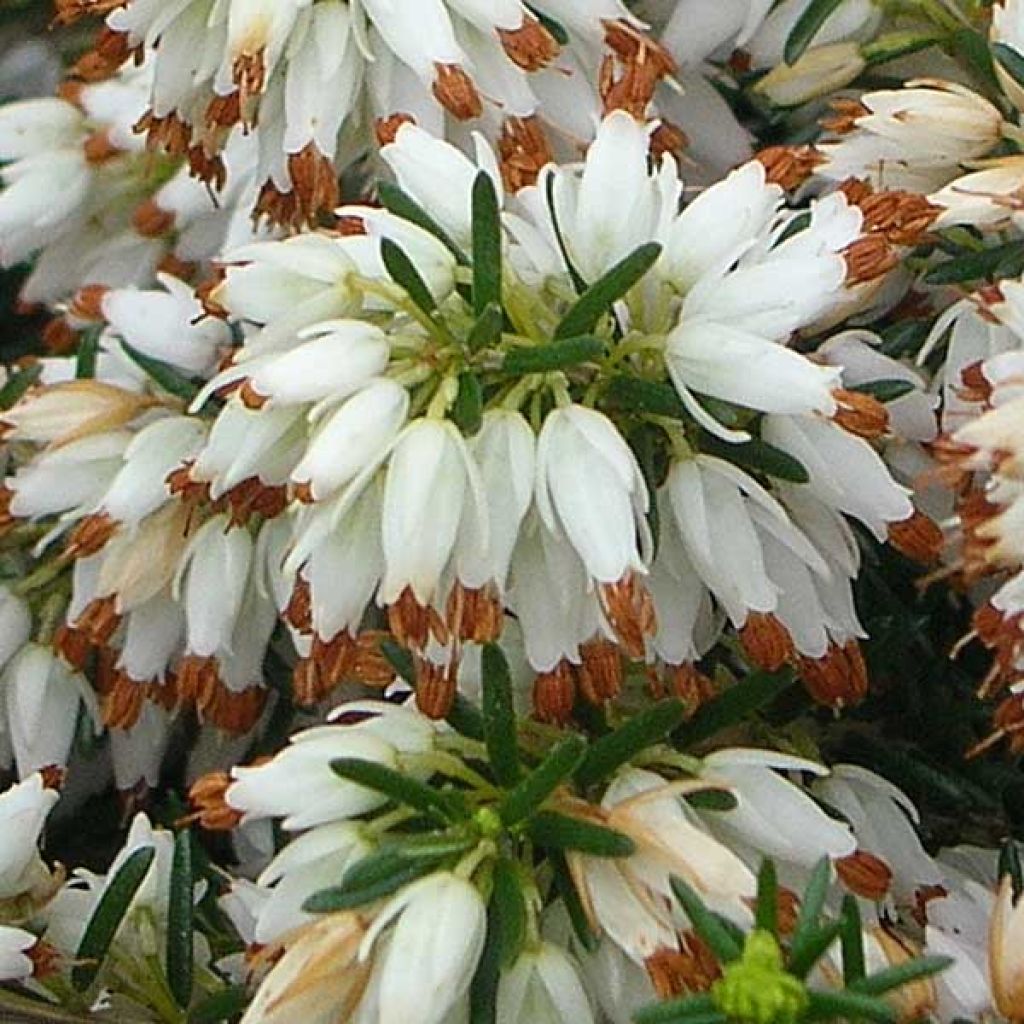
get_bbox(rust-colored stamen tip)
[432,64,483,121]
[740,613,796,672]
[888,510,945,565]
[532,662,576,725]
[832,387,890,439]
[837,850,893,901]
[755,145,823,190]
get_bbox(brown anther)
[375,113,416,148]
[42,318,80,355]
[959,489,1002,579]
[910,884,949,928]
[284,578,313,634]
[414,657,458,720]
[974,283,1007,324]
[38,765,67,791]
[665,663,717,718]
[740,613,796,672]
[650,120,689,165]
[135,110,191,157]
[187,146,227,191]
[995,691,1024,748]
[446,583,503,644]
[832,387,890,439]
[0,486,15,532]
[335,215,368,236]
[855,190,941,246]
[52,0,125,25]
[291,657,322,708]
[577,639,623,705]
[233,52,267,107]
[71,28,135,81]
[188,771,243,831]
[645,933,721,998]
[133,199,176,238]
[156,253,198,281]
[167,461,212,509]
[69,284,110,322]
[206,683,268,735]
[224,478,288,526]
[195,269,229,319]
[776,887,801,935]
[205,92,243,131]
[102,671,146,729]
[278,144,341,230]
[532,661,576,725]
[65,511,118,559]
[888,510,945,565]
[798,640,868,710]
[843,235,899,286]
[94,646,119,695]
[75,595,122,646]
[291,480,317,505]
[498,115,553,193]
[599,54,657,119]
[498,16,560,71]
[728,48,753,74]
[310,632,357,696]
[600,574,657,658]
[432,64,483,120]
[388,587,449,650]
[238,379,268,410]
[147,676,179,713]
[755,145,823,190]
[351,631,398,688]
[821,97,869,135]
[603,20,677,76]
[57,80,86,107]
[837,850,893,901]
[25,940,61,980]
[82,131,121,165]
[958,360,994,406]
[838,177,874,206]
[53,624,93,670]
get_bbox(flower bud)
[755,43,866,107]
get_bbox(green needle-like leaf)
[471,171,502,317]
[554,242,662,340]
[166,830,195,1009]
[840,894,866,985]
[490,858,527,968]
[784,0,846,64]
[805,989,896,1022]
[850,955,954,997]
[527,811,636,857]
[73,846,156,991]
[330,757,469,823]
[378,181,468,265]
[500,735,587,826]
[669,876,743,964]
[0,362,41,409]
[501,335,606,374]
[120,342,202,403]
[575,699,686,789]
[755,859,779,936]
[381,237,437,313]
[788,857,832,973]
[481,642,520,788]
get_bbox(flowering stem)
[12,556,69,598]
[454,839,496,881]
